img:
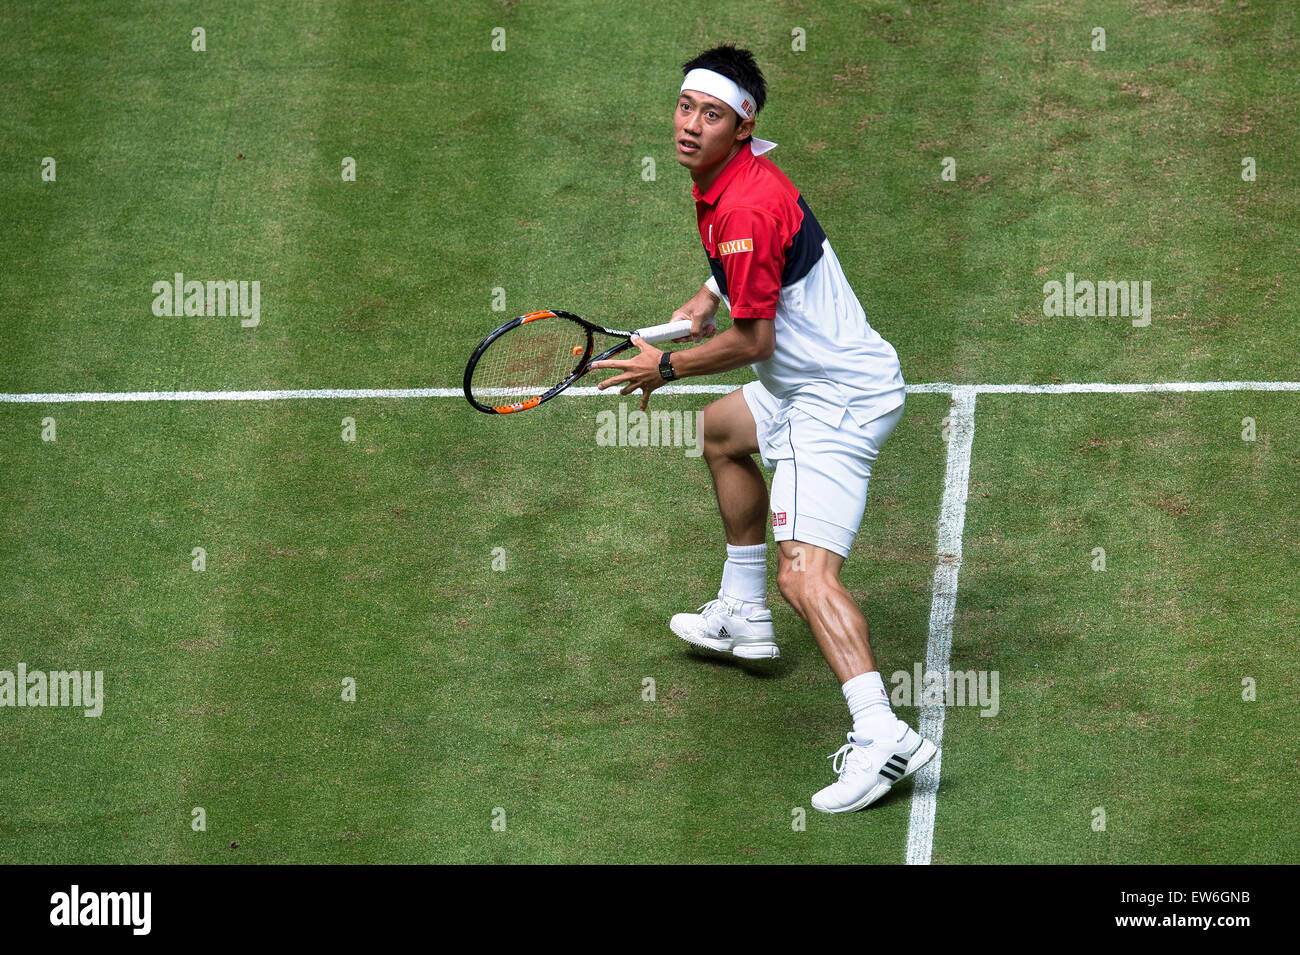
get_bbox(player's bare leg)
[776,539,937,812]
[700,387,766,545]
[774,541,875,681]
[670,388,779,659]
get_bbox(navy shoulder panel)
[782,196,826,286]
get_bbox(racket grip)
[635,318,694,344]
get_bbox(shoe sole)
[812,738,939,814]
[671,621,780,660]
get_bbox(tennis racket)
[463,309,692,415]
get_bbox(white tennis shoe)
[670,597,780,660]
[811,721,938,814]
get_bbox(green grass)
[935,392,1297,863]
[0,0,1296,863]
[0,396,947,862]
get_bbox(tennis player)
[593,45,936,813]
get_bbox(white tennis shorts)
[742,380,904,559]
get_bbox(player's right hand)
[671,308,717,343]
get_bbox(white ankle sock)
[719,542,767,609]
[843,671,896,740]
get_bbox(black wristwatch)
[659,351,677,382]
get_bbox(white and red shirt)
[695,140,905,428]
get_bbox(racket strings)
[470,318,590,399]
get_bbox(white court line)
[919,380,1300,394]
[1,380,1297,403]
[906,386,977,867]
[0,385,735,403]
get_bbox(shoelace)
[828,734,874,779]
[695,597,742,617]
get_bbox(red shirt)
[693,140,826,320]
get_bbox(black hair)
[681,45,767,119]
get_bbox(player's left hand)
[591,336,665,411]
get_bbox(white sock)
[843,671,896,741]
[719,542,767,610]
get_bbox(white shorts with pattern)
[741,380,904,559]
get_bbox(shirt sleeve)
[715,206,784,319]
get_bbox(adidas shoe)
[810,721,938,814]
[670,597,780,660]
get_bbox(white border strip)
[1,381,1296,404]
[906,386,977,866]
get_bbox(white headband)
[680,68,778,156]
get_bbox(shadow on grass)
[682,646,791,679]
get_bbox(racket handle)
[635,318,694,344]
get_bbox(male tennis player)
[593,45,936,813]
